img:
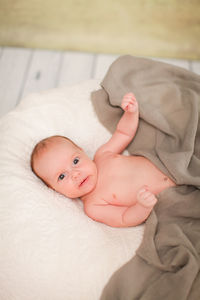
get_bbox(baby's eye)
[73,157,79,165]
[58,173,65,181]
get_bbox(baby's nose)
[71,170,80,180]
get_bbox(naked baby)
[31,93,176,227]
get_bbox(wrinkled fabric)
[91,55,200,300]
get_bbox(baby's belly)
[97,155,176,206]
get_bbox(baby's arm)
[95,93,139,158]
[85,187,157,228]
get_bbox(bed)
[0,55,200,300]
[0,79,144,300]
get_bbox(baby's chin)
[75,176,98,199]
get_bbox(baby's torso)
[84,152,176,206]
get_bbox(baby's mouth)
[79,176,89,187]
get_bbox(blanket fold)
[91,55,200,300]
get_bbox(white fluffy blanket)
[0,80,144,300]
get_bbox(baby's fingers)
[121,94,138,112]
[122,102,134,112]
[122,102,138,113]
[137,187,157,208]
[123,93,136,101]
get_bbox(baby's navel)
[112,193,117,199]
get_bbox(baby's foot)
[121,93,138,113]
[137,186,157,208]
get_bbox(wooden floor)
[0,47,200,118]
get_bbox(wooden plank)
[57,51,95,87]
[93,54,119,80]
[0,47,32,118]
[191,61,200,75]
[21,49,62,99]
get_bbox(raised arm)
[94,93,139,159]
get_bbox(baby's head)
[31,135,97,198]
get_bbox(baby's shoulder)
[94,149,118,164]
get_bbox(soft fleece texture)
[91,56,200,300]
[0,80,144,300]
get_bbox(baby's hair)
[30,135,78,184]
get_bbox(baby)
[31,93,176,227]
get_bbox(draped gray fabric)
[91,55,200,300]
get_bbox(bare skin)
[32,93,176,227]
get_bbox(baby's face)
[34,138,97,198]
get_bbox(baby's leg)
[137,187,157,208]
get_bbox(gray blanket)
[91,55,200,300]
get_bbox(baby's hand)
[121,93,138,113]
[137,186,157,208]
